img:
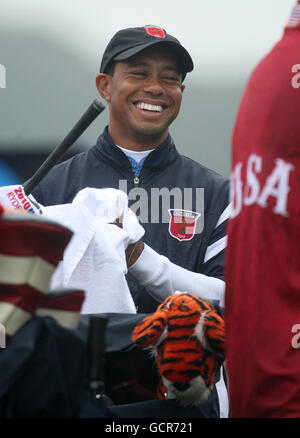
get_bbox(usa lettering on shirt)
[230,154,294,218]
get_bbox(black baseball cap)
[100,25,194,81]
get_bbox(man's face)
[97,45,185,149]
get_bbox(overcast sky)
[1,0,297,79]
[0,0,298,177]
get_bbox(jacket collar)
[93,126,179,170]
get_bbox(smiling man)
[32,25,230,417]
[97,43,185,149]
[33,23,230,321]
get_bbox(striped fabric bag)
[0,213,85,344]
[37,288,85,330]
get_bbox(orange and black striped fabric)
[132,292,225,406]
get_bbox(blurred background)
[0,0,296,186]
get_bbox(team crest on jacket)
[143,25,166,39]
[168,209,201,241]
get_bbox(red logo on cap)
[143,25,166,39]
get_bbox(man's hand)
[125,240,144,268]
[0,203,28,218]
[113,217,144,267]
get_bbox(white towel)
[41,188,145,315]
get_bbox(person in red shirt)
[225,1,300,417]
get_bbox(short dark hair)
[105,61,116,76]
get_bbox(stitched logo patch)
[143,25,166,39]
[168,209,201,241]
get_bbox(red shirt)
[225,10,300,417]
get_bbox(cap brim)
[113,40,194,76]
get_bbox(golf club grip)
[23,99,105,195]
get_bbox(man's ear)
[95,73,111,103]
[180,84,185,93]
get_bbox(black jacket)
[33,127,229,313]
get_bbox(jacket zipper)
[133,176,140,187]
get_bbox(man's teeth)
[136,102,163,112]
